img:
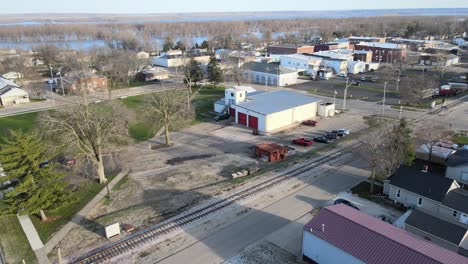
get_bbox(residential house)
[267,44,314,55]
[242,62,298,86]
[57,72,108,95]
[384,153,468,256]
[152,55,210,68]
[214,87,322,133]
[2,72,23,80]
[136,51,150,59]
[302,204,468,264]
[354,42,407,63]
[0,78,29,106]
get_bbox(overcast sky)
[2,0,467,13]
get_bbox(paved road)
[154,156,367,264]
[0,81,179,117]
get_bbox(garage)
[238,112,247,126]
[229,107,236,117]
[248,115,258,130]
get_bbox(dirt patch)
[166,154,215,165]
[225,240,298,264]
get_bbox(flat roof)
[237,90,320,115]
[356,42,405,49]
[243,62,297,75]
[304,204,468,264]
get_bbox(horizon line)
[1,7,467,16]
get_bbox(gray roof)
[237,90,320,115]
[0,77,19,90]
[269,44,312,48]
[447,149,468,167]
[405,209,467,245]
[389,161,454,202]
[243,62,296,75]
[442,188,468,213]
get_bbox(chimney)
[422,165,429,173]
[322,224,325,232]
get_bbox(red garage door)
[238,112,247,126]
[229,107,236,117]
[248,116,258,130]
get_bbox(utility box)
[255,143,288,162]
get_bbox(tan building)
[0,78,29,106]
[58,72,108,95]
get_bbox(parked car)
[351,80,361,86]
[313,136,329,144]
[334,198,360,210]
[335,129,350,135]
[370,77,377,82]
[292,138,313,146]
[58,157,76,166]
[302,120,318,126]
[324,133,338,140]
[337,73,347,78]
[360,76,366,81]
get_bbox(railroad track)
[71,141,361,264]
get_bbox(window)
[417,197,422,206]
[239,93,242,97]
[396,189,401,198]
[453,210,458,217]
[231,93,234,97]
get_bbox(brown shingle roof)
[304,204,468,264]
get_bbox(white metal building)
[280,54,322,72]
[347,61,366,74]
[243,62,298,86]
[0,78,29,107]
[214,87,321,133]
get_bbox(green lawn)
[192,85,225,122]
[454,135,468,145]
[0,215,37,264]
[121,94,146,109]
[0,112,39,140]
[31,175,116,242]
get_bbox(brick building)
[58,72,108,95]
[267,44,314,55]
[354,42,407,63]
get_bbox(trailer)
[433,82,468,97]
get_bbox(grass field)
[31,175,115,242]
[192,85,225,122]
[0,112,39,140]
[0,216,37,264]
[454,135,468,145]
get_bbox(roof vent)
[322,224,325,232]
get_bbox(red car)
[302,120,318,126]
[292,138,313,146]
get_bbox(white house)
[0,78,29,106]
[243,62,298,86]
[214,87,321,133]
[152,55,210,68]
[136,51,150,59]
[2,72,23,80]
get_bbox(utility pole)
[265,65,269,87]
[333,90,337,105]
[399,104,403,120]
[48,65,55,105]
[343,77,351,110]
[58,67,65,96]
[396,69,401,92]
[382,82,387,116]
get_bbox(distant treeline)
[0,16,466,44]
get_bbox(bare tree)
[225,57,245,86]
[402,75,436,105]
[415,124,452,162]
[145,89,188,145]
[42,99,129,183]
[179,57,204,108]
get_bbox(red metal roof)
[304,204,468,264]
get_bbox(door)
[238,112,247,126]
[248,115,258,130]
[229,108,236,117]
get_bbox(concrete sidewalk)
[44,169,129,253]
[17,214,49,264]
